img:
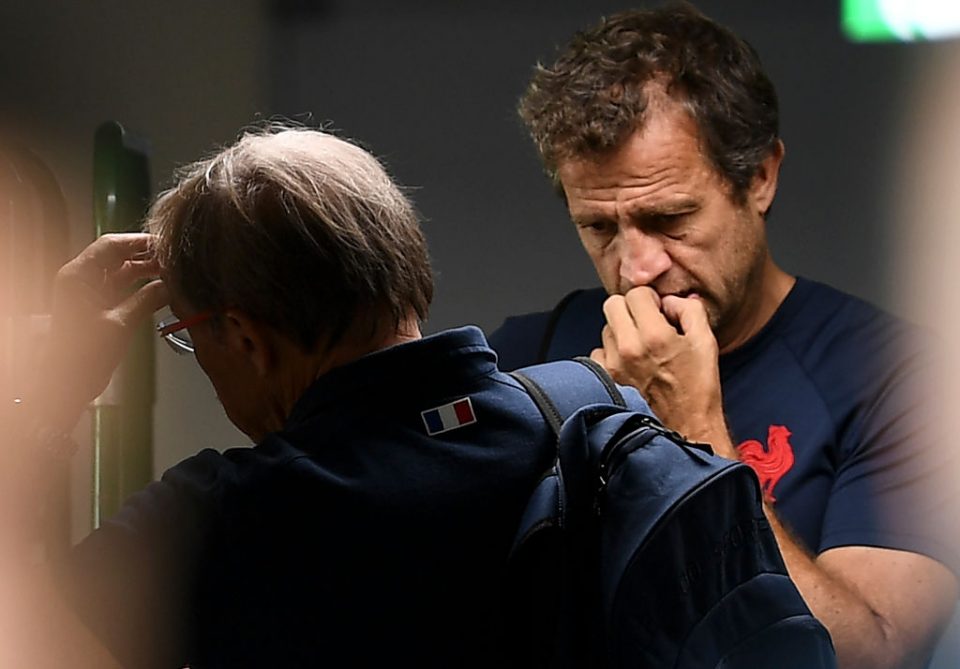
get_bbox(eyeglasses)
[156,311,215,355]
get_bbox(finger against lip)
[658,289,699,300]
[662,294,710,336]
[621,286,661,309]
[623,287,667,324]
[612,290,679,340]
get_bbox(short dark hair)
[519,3,780,201]
[148,126,433,352]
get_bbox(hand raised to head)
[40,233,169,428]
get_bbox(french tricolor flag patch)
[421,397,477,436]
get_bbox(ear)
[219,309,277,378]
[748,139,785,218]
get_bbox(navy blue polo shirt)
[490,279,960,577]
[56,327,571,668]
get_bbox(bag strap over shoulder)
[511,357,626,436]
[506,357,627,669]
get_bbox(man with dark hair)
[490,5,959,668]
[0,127,606,667]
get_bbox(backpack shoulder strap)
[511,357,626,436]
[506,358,628,669]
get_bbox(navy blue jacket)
[57,327,637,668]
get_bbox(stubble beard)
[710,229,769,351]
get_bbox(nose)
[617,226,671,290]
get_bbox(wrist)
[710,434,739,460]
[687,411,738,459]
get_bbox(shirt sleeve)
[53,448,232,669]
[817,325,960,579]
[487,311,552,372]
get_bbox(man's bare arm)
[768,512,958,669]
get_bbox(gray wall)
[268,0,936,336]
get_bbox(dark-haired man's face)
[556,98,781,352]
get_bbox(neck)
[262,317,423,435]
[314,316,423,375]
[716,256,795,355]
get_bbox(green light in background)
[842,0,898,41]
[842,0,960,42]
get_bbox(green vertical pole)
[91,121,153,527]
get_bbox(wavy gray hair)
[148,126,433,352]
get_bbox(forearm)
[679,420,895,666]
[689,415,931,669]
[765,510,924,669]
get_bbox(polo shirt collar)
[284,325,496,430]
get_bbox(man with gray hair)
[490,5,959,669]
[3,127,576,667]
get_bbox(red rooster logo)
[736,425,795,503]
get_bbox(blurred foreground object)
[0,143,70,554]
[893,41,960,669]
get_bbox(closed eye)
[646,212,689,239]
[576,219,616,236]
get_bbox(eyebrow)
[626,198,700,218]
[571,198,700,226]
[571,213,611,226]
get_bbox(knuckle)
[617,340,643,360]
[644,332,668,352]
[607,359,626,377]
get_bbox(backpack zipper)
[595,416,687,516]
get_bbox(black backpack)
[505,358,836,669]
